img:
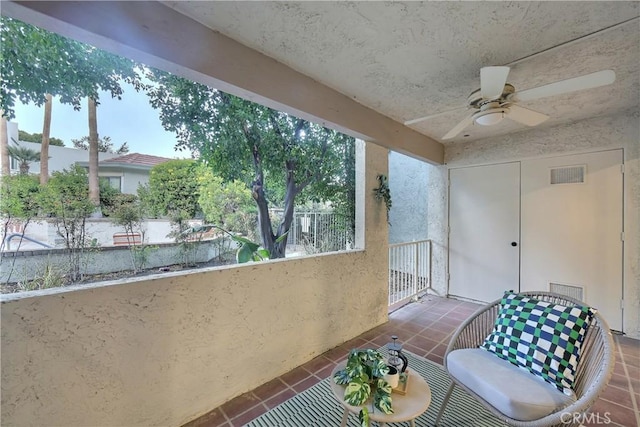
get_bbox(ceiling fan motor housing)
[467,83,515,108]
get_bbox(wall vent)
[550,282,584,302]
[550,165,586,185]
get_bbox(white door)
[448,162,521,302]
[521,150,623,331]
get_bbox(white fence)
[388,240,432,310]
[286,211,353,253]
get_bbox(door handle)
[511,242,518,247]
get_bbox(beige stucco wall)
[0,142,389,426]
[427,111,639,338]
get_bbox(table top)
[330,361,432,423]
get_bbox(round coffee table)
[330,361,432,427]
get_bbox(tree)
[71,135,129,153]
[145,70,354,259]
[0,174,40,282]
[37,166,96,281]
[0,116,8,176]
[198,171,258,240]
[40,93,52,184]
[1,16,145,208]
[18,130,65,146]
[7,141,41,175]
[139,159,201,220]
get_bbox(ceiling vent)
[550,165,586,185]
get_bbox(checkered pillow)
[481,292,596,394]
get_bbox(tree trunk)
[40,94,52,184]
[88,97,101,216]
[0,114,9,176]
[19,161,29,175]
[253,178,276,256]
[272,167,297,258]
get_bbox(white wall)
[388,151,429,244]
[428,111,640,338]
[0,141,390,427]
[9,138,119,174]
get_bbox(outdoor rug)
[246,349,507,427]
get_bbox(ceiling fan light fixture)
[473,108,509,126]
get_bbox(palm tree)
[0,115,9,176]
[7,142,41,175]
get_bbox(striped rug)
[246,349,506,427]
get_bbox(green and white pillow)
[481,291,596,394]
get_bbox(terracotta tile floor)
[184,295,640,427]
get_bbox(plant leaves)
[374,379,394,415]
[344,378,370,406]
[231,234,260,250]
[358,408,370,427]
[256,248,270,259]
[236,243,254,263]
[274,230,289,243]
[333,369,351,385]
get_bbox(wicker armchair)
[435,291,615,427]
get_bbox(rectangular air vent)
[550,282,584,302]
[550,165,586,185]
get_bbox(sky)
[11,83,188,159]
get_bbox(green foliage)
[1,16,146,119]
[198,169,257,240]
[37,166,95,281]
[99,178,123,215]
[144,69,355,258]
[0,174,40,219]
[38,166,94,217]
[374,174,392,225]
[72,135,129,154]
[108,194,155,273]
[18,130,65,146]
[333,349,394,426]
[140,159,201,220]
[7,141,41,175]
[17,260,66,291]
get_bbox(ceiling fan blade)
[507,104,550,126]
[511,69,615,102]
[404,106,466,126]
[480,66,510,99]
[442,112,475,140]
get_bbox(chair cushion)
[481,292,595,394]
[448,348,576,421]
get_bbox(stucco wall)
[388,151,429,244]
[428,111,640,338]
[0,141,390,426]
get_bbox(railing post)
[413,241,418,299]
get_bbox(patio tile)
[589,399,638,427]
[251,378,288,401]
[220,392,259,420]
[600,383,635,410]
[182,407,227,427]
[228,404,267,427]
[279,366,311,386]
[292,375,318,393]
[301,355,333,375]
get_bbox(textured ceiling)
[164,1,639,145]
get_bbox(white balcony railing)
[388,239,432,310]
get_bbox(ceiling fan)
[405,67,616,140]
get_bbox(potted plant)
[333,348,394,427]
